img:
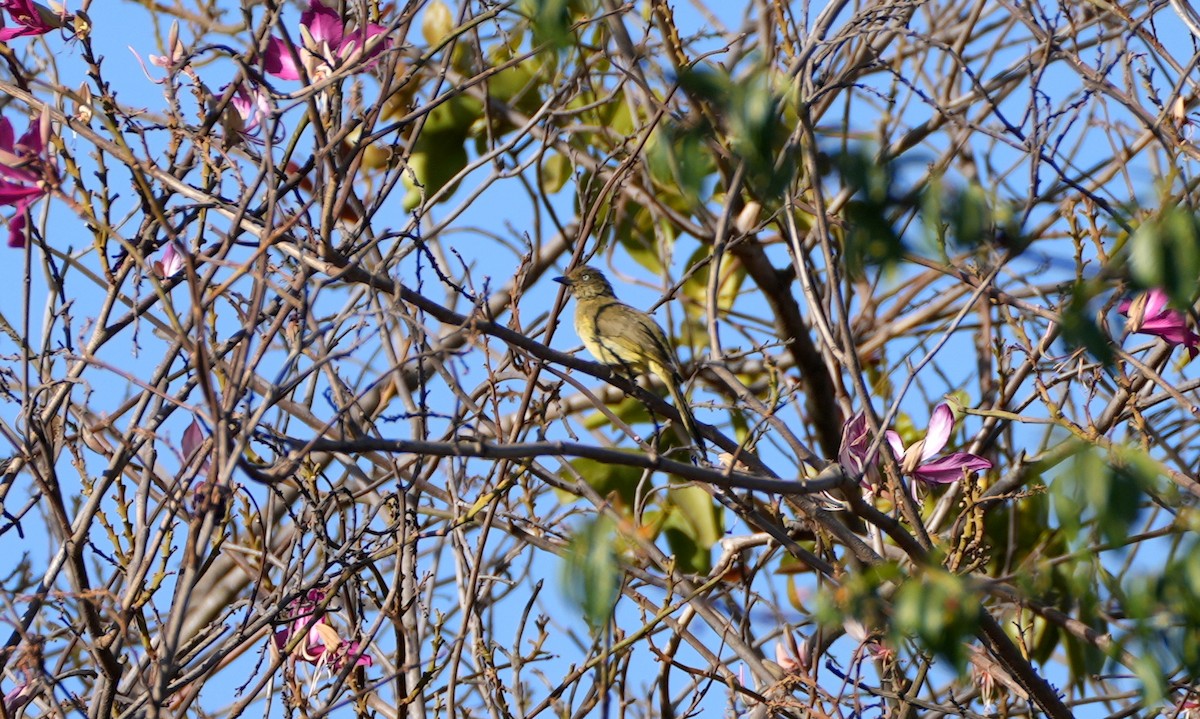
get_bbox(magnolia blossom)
[885,403,991,486]
[230,84,270,135]
[131,20,194,85]
[264,1,390,82]
[152,242,186,278]
[1119,288,1200,358]
[3,679,32,715]
[844,619,892,662]
[0,114,53,248]
[773,631,811,675]
[180,417,218,512]
[214,83,274,145]
[181,418,208,471]
[971,655,997,713]
[273,589,373,672]
[0,0,61,41]
[838,411,874,479]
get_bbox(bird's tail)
[656,362,706,458]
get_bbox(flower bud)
[735,201,761,234]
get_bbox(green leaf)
[610,202,671,275]
[1058,282,1115,366]
[644,126,713,208]
[892,568,979,672]
[666,483,722,548]
[1130,207,1200,307]
[948,183,992,250]
[1053,444,1154,547]
[1132,654,1166,705]
[727,73,792,195]
[403,129,470,209]
[1031,616,1060,666]
[562,515,622,629]
[675,64,793,195]
[485,52,544,114]
[581,395,653,430]
[523,0,572,51]
[557,456,643,507]
[681,247,745,323]
[674,65,730,102]
[422,95,482,135]
[835,148,905,276]
[422,1,454,47]
[815,562,901,630]
[540,152,573,195]
[661,528,706,575]
[921,175,947,248]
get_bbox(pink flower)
[218,83,274,144]
[3,679,32,715]
[152,242,186,278]
[773,631,811,675]
[181,418,208,471]
[844,619,892,662]
[838,411,873,478]
[0,113,53,248]
[1119,288,1200,358]
[179,417,221,511]
[130,21,193,85]
[264,1,390,82]
[273,589,373,672]
[885,403,991,486]
[230,84,269,132]
[0,0,61,41]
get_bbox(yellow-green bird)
[555,266,705,453]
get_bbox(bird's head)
[554,266,617,300]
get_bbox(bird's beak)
[553,275,570,286]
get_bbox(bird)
[554,266,705,453]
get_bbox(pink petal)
[1144,320,1192,345]
[15,121,41,157]
[339,24,389,59]
[272,627,290,651]
[0,0,56,39]
[922,403,955,460]
[181,418,205,458]
[263,36,301,80]
[302,1,344,46]
[6,207,25,248]
[157,242,185,277]
[0,25,35,41]
[1143,288,1169,317]
[885,430,905,460]
[0,117,13,151]
[340,640,373,668]
[838,412,870,473]
[3,679,33,714]
[913,452,991,484]
[0,180,42,205]
[0,160,40,185]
